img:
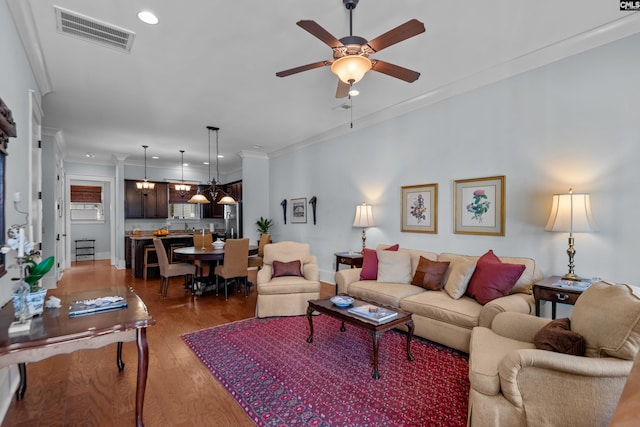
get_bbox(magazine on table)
[550,279,592,291]
[68,296,128,317]
[348,304,398,323]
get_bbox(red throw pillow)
[272,260,302,278]
[359,244,399,280]
[465,250,526,304]
[411,257,450,290]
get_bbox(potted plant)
[2,225,54,319]
[256,216,273,234]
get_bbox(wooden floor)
[2,260,334,427]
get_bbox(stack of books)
[69,296,128,317]
[348,304,398,323]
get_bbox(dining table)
[173,244,258,295]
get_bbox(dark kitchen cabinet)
[125,180,168,219]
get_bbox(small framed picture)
[454,175,505,236]
[401,184,438,233]
[291,198,307,223]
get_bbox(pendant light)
[175,150,191,197]
[188,126,236,204]
[136,145,155,195]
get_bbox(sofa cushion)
[571,281,640,360]
[400,291,482,330]
[348,280,424,308]
[360,244,399,280]
[440,252,538,294]
[443,258,476,299]
[533,318,585,356]
[411,257,450,290]
[272,260,302,278]
[465,250,526,305]
[377,250,412,284]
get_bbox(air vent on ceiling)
[54,6,135,53]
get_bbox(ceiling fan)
[276,0,425,98]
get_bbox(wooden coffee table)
[306,296,414,379]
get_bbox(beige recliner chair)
[468,281,640,427]
[256,241,320,318]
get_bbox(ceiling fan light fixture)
[331,55,371,84]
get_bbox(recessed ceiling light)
[203,161,209,165]
[217,154,224,158]
[85,152,95,158]
[252,145,263,149]
[151,156,159,159]
[183,163,189,167]
[137,11,159,25]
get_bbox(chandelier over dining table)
[188,126,236,205]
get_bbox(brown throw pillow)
[272,260,302,278]
[411,257,450,290]
[534,318,586,356]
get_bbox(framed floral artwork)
[291,197,307,223]
[454,175,505,236]
[401,184,438,233]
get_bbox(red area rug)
[182,315,469,426]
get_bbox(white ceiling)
[8,0,639,176]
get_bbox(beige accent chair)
[256,241,320,318]
[214,238,250,300]
[468,281,640,427]
[153,239,196,298]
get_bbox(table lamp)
[353,202,375,252]
[544,188,598,280]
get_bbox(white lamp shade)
[331,56,372,84]
[353,203,375,228]
[545,192,598,233]
[136,181,155,190]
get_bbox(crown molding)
[7,0,53,95]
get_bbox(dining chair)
[248,233,270,269]
[192,232,213,276]
[153,239,196,297]
[214,238,250,300]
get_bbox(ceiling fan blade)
[335,79,350,98]
[366,19,425,53]
[371,60,420,83]
[297,20,343,49]
[276,61,330,78]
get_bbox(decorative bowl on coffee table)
[330,296,354,307]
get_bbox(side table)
[533,276,591,319]
[334,251,364,272]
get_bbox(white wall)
[241,151,270,244]
[0,0,43,417]
[269,33,640,289]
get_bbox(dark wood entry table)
[306,296,414,379]
[0,286,155,427]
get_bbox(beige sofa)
[335,245,543,353]
[468,281,640,426]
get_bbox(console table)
[0,286,155,427]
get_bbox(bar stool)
[143,244,159,280]
[169,242,186,263]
